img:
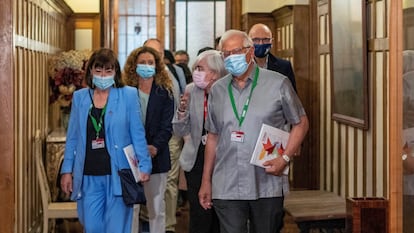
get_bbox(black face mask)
[254,43,272,58]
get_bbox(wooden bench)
[284,190,346,233]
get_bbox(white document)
[250,124,290,175]
[123,144,141,182]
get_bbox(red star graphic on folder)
[277,143,285,155]
[263,138,276,154]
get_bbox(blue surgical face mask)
[254,43,272,58]
[224,53,249,77]
[136,64,156,79]
[92,75,115,90]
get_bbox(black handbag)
[118,169,146,206]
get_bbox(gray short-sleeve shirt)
[205,65,306,200]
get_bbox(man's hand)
[263,157,289,176]
[199,180,213,210]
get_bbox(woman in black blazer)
[123,46,174,233]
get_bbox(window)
[118,0,161,67]
[175,0,226,67]
[117,0,225,68]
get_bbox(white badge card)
[231,131,245,143]
[92,138,105,149]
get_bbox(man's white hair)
[218,29,253,50]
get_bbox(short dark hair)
[215,36,221,48]
[175,50,189,57]
[164,49,176,64]
[197,46,214,56]
[84,48,124,88]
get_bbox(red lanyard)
[203,91,208,122]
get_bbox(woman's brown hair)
[122,46,173,95]
[84,48,124,88]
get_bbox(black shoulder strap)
[167,64,182,91]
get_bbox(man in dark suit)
[248,23,297,92]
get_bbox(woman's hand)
[60,173,73,195]
[147,145,158,158]
[139,172,150,182]
[178,92,190,112]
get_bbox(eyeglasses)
[221,47,250,58]
[251,38,273,44]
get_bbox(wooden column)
[226,0,242,30]
[0,0,15,232]
[389,0,403,232]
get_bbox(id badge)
[231,131,245,143]
[92,138,105,149]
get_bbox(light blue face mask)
[136,64,156,79]
[92,75,115,90]
[224,53,249,77]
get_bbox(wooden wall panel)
[0,0,15,232]
[318,0,390,199]
[272,5,319,189]
[10,0,72,232]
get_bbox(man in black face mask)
[248,23,297,92]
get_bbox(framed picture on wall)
[329,0,368,129]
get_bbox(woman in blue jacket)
[60,48,152,233]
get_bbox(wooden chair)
[35,131,78,233]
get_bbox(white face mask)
[192,70,209,89]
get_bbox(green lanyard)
[89,104,107,139]
[228,66,259,128]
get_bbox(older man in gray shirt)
[198,29,309,233]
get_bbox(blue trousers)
[78,175,133,233]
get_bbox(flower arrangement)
[48,50,92,111]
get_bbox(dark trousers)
[213,197,284,233]
[185,144,220,233]
[404,195,414,233]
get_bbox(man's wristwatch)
[282,154,290,163]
